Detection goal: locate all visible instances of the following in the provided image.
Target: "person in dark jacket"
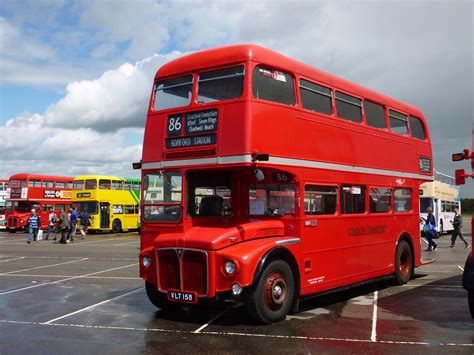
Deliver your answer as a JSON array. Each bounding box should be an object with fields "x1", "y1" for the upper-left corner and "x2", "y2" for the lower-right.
[
  {"x1": 59, "y1": 208, "x2": 70, "y2": 244},
  {"x1": 79, "y1": 209, "x2": 91, "y2": 239},
  {"x1": 449, "y1": 208, "x2": 470, "y2": 249},
  {"x1": 422, "y1": 207, "x2": 438, "y2": 251}
]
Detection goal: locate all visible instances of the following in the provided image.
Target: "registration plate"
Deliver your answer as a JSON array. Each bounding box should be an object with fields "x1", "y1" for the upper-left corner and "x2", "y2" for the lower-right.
[{"x1": 167, "y1": 290, "x2": 198, "y2": 304}]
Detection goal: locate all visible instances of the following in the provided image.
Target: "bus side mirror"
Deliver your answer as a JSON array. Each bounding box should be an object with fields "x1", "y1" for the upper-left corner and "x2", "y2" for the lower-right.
[{"x1": 455, "y1": 169, "x2": 466, "y2": 185}]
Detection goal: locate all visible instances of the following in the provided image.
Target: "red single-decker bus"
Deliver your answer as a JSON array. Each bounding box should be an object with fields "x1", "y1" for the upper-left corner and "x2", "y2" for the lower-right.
[{"x1": 136, "y1": 45, "x2": 433, "y2": 323}]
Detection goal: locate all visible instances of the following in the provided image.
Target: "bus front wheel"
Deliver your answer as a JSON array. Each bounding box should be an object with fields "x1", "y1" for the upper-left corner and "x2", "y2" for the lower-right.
[
  {"x1": 395, "y1": 240, "x2": 413, "y2": 285},
  {"x1": 7, "y1": 229, "x2": 16, "y2": 234},
  {"x1": 145, "y1": 281, "x2": 180, "y2": 312},
  {"x1": 246, "y1": 259, "x2": 295, "y2": 324},
  {"x1": 112, "y1": 219, "x2": 122, "y2": 233}
]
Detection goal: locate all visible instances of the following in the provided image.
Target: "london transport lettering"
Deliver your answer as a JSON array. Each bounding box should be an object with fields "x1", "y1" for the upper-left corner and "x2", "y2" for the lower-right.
[{"x1": 348, "y1": 225, "x2": 387, "y2": 236}]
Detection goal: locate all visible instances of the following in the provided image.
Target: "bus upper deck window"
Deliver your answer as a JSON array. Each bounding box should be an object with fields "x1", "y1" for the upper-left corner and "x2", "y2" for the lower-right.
[
  {"x1": 85, "y1": 179, "x2": 97, "y2": 190},
  {"x1": 365, "y1": 101, "x2": 387, "y2": 129},
  {"x1": 299, "y1": 79, "x2": 332, "y2": 115},
  {"x1": 409, "y1": 116, "x2": 426, "y2": 140},
  {"x1": 73, "y1": 180, "x2": 84, "y2": 190},
  {"x1": 252, "y1": 66, "x2": 295, "y2": 106},
  {"x1": 389, "y1": 110, "x2": 408, "y2": 135},
  {"x1": 335, "y1": 92, "x2": 362, "y2": 123},
  {"x1": 197, "y1": 66, "x2": 245, "y2": 103},
  {"x1": 154, "y1": 75, "x2": 193, "y2": 111}
]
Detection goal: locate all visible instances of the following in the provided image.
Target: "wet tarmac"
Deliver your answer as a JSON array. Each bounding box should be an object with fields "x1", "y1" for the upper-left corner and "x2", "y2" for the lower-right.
[{"x1": 0, "y1": 227, "x2": 473, "y2": 354}]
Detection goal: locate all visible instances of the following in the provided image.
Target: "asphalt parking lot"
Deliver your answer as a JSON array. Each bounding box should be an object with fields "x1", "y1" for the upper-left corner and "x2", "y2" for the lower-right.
[{"x1": 0, "y1": 227, "x2": 473, "y2": 354}]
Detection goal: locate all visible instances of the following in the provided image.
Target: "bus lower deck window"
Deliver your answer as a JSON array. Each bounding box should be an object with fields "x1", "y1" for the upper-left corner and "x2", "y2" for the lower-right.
[
  {"x1": 394, "y1": 188, "x2": 412, "y2": 212},
  {"x1": 304, "y1": 185, "x2": 337, "y2": 215},
  {"x1": 341, "y1": 185, "x2": 366, "y2": 214}
]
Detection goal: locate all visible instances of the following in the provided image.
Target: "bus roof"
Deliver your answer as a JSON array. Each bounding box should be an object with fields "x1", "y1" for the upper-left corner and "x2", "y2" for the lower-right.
[
  {"x1": 8, "y1": 173, "x2": 74, "y2": 181},
  {"x1": 156, "y1": 44, "x2": 424, "y2": 117},
  {"x1": 74, "y1": 175, "x2": 140, "y2": 182}
]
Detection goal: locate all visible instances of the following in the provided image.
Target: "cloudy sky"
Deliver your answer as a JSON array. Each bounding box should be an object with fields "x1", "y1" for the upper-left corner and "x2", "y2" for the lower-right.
[{"x1": 0, "y1": 0, "x2": 472, "y2": 196}]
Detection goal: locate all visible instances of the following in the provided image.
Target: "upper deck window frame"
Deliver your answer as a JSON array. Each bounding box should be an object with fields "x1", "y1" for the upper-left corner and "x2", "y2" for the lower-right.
[
  {"x1": 335, "y1": 90, "x2": 363, "y2": 124},
  {"x1": 251, "y1": 64, "x2": 296, "y2": 107},
  {"x1": 409, "y1": 115, "x2": 427, "y2": 141},
  {"x1": 363, "y1": 100, "x2": 388, "y2": 130},
  {"x1": 196, "y1": 64, "x2": 246, "y2": 104},
  {"x1": 152, "y1": 74, "x2": 194, "y2": 112},
  {"x1": 388, "y1": 109, "x2": 409, "y2": 135},
  {"x1": 298, "y1": 78, "x2": 333, "y2": 116}
]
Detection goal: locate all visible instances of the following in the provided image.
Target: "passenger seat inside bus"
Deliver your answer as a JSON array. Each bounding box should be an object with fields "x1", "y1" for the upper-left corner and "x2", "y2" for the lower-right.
[{"x1": 199, "y1": 196, "x2": 223, "y2": 216}]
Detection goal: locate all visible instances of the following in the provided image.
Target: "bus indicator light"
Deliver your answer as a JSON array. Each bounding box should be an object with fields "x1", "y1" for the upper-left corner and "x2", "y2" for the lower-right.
[{"x1": 455, "y1": 169, "x2": 467, "y2": 185}]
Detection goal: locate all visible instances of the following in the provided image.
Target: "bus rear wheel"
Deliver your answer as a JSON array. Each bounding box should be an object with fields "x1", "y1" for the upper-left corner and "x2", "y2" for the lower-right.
[
  {"x1": 112, "y1": 219, "x2": 122, "y2": 233},
  {"x1": 246, "y1": 259, "x2": 294, "y2": 324},
  {"x1": 395, "y1": 240, "x2": 413, "y2": 285}
]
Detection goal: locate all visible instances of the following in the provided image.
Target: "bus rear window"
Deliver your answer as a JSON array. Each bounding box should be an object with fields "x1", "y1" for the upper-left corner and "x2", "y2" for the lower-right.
[
  {"x1": 154, "y1": 75, "x2": 193, "y2": 111},
  {"x1": 252, "y1": 66, "x2": 295, "y2": 106},
  {"x1": 197, "y1": 65, "x2": 244, "y2": 103}
]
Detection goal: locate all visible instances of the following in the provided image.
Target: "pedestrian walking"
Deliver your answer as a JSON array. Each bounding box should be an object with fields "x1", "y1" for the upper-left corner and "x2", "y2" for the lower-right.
[
  {"x1": 27, "y1": 209, "x2": 41, "y2": 244},
  {"x1": 79, "y1": 208, "x2": 91, "y2": 239},
  {"x1": 69, "y1": 206, "x2": 78, "y2": 242},
  {"x1": 59, "y1": 208, "x2": 70, "y2": 244},
  {"x1": 422, "y1": 207, "x2": 438, "y2": 251},
  {"x1": 449, "y1": 208, "x2": 470, "y2": 249},
  {"x1": 45, "y1": 210, "x2": 57, "y2": 241}
]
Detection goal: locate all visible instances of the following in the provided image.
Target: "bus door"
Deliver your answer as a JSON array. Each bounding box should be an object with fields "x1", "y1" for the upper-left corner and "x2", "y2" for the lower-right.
[
  {"x1": 300, "y1": 184, "x2": 341, "y2": 291},
  {"x1": 100, "y1": 203, "x2": 110, "y2": 229}
]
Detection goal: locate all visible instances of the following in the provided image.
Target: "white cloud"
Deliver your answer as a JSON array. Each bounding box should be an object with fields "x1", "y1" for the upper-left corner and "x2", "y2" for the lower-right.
[
  {"x1": 0, "y1": 113, "x2": 142, "y2": 179},
  {"x1": 44, "y1": 52, "x2": 183, "y2": 131}
]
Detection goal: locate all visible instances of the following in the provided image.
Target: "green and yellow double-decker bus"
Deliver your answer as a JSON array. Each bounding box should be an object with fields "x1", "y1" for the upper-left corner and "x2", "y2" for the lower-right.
[{"x1": 72, "y1": 175, "x2": 140, "y2": 233}]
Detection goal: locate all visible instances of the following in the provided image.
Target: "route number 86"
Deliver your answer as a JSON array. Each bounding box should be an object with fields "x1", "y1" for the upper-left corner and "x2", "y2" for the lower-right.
[{"x1": 167, "y1": 115, "x2": 182, "y2": 136}]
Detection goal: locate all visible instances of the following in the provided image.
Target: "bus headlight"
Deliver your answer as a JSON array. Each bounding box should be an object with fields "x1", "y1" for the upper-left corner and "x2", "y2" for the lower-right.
[
  {"x1": 225, "y1": 261, "x2": 236, "y2": 274},
  {"x1": 142, "y1": 256, "x2": 151, "y2": 268}
]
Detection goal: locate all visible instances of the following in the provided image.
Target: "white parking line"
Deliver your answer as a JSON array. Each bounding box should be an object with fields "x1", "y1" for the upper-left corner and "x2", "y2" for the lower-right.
[
  {"x1": 0, "y1": 255, "x2": 136, "y2": 261},
  {"x1": 112, "y1": 241, "x2": 140, "y2": 246},
  {"x1": 193, "y1": 307, "x2": 233, "y2": 333},
  {"x1": 42, "y1": 287, "x2": 144, "y2": 324},
  {"x1": 0, "y1": 263, "x2": 137, "y2": 295},
  {"x1": 0, "y1": 258, "x2": 88, "y2": 275},
  {"x1": 0, "y1": 274, "x2": 140, "y2": 280},
  {"x1": 0, "y1": 257, "x2": 26, "y2": 263},
  {"x1": 370, "y1": 290, "x2": 378, "y2": 342},
  {"x1": 0, "y1": 319, "x2": 473, "y2": 347},
  {"x1": 71, "y1": 237, "x2": 136, "y2": 246},
  {"x1": 457, "y1": 265, "x2": 464, "y2": 272}
]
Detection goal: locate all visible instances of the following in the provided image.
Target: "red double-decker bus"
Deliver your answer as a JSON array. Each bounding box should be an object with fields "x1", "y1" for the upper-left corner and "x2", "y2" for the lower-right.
[
  {"x1": 136, "y1": 45, "x2": 433, "y2": 323},
  {"x1": 6, "y1": 173, "x2": 74, "y2": 232}
]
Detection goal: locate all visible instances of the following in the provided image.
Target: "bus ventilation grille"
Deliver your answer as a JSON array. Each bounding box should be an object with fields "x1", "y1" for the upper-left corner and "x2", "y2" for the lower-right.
[{"x1": 157, "y1": 248, "x2": 208, "y2": 296}]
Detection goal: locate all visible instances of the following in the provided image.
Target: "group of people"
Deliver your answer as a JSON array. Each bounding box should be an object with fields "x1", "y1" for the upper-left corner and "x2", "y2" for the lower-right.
[
  {"x1": 27, "y1": 207, "x2": 91, "y2": 244},
  {"x1": 422, "y1": 207, "x2": 470, "y2": 251}
]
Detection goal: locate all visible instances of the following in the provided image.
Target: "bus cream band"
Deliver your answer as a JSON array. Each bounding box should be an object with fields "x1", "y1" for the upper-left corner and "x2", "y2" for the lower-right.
[{"x1": 141, "y1": 155, "x2": 433, "y2": 181}]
